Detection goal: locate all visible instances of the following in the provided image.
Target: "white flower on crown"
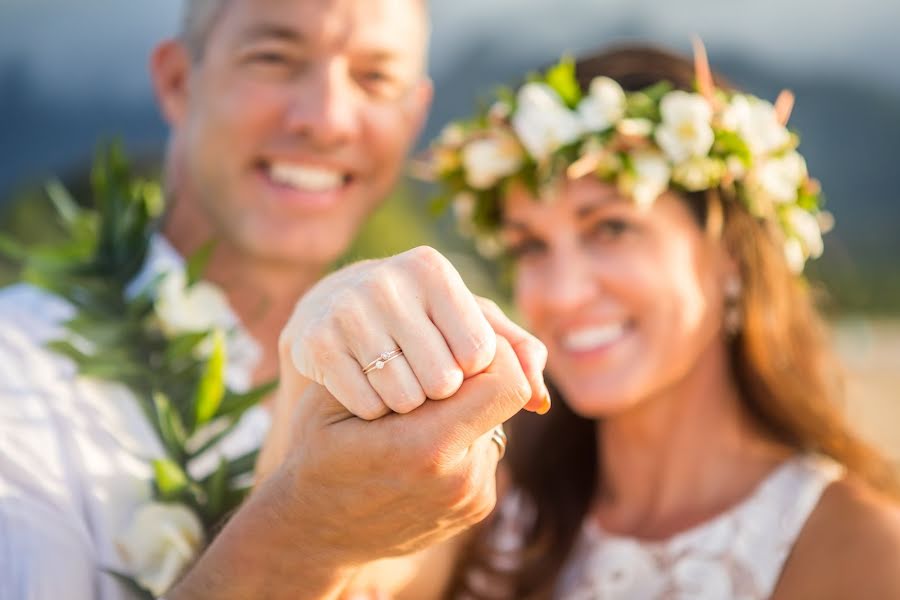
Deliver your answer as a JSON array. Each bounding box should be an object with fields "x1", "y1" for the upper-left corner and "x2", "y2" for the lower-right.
[
  {"x1": 755, "y1": 151, "x2": 808, "y2": 204},
  {"x1": 622, "y1": 150, "x2": 672, "y2": 209},
  {"x1": 154, "y1": 270, "x2": 235, "y2": 338},
  {"x1": 117, "y1": 502, "x2": 205, "y2": 596},
  {"x1": 461, "y1": 131, "x2": 524, "y2": 190},
  {"x1": 452, "y1": 192, "x2": 477, "y2": 237},
  {"x1": 783, "y1": 238, "x2": 806, "y2": 274},
  {"x1": 577, "y1": 76, "x2": 627, "y2": 132},
  {"x1": 786, "y1": 206, "x2": 824, "y2": 259},
  {"x1": 511, "y1": 83, "x2": 583, "y2": 162},
  {"x1": 722, "y1": 94, "x2": 791, "y2": 156},
  {"x1": 672, "y1": 156, "x2": 726, "y2": 192},
  {"x1": 654, "y1": 91, "x2": 715, "y2": 163}
]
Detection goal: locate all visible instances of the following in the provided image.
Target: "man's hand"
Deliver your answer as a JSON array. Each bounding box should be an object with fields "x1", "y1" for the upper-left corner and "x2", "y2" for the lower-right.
[{"x1": 168, "y1": 336, "x2": 532, "y2": 600}]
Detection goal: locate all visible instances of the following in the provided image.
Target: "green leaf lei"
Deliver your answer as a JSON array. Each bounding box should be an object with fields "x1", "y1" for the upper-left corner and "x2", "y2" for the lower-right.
[{"x1": 1, "y1": 145, "x2": 276, "y2": 595}]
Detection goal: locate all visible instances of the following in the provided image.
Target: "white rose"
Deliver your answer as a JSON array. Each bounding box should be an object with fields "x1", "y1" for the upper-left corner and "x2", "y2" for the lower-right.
[
  {"x1": 511, "y1": 83, "x2": 583, "y2": 162},
  {"x1": 786, "y1": 206, "x2": 824, "y2": 259},
  {"x1": 654, "y1": 91, "x2": 715, "y2": 163},
  {"x1": 722, "y1": 94, "x2": 791, "y2": 156},
  {"x1": 461, "y1": 132, "x2": 524, "y2": 190},
  {"x1": 755, "y1": 151, "x2": 808, "y2": 204},
  {"x1": 155, "y1": 270, "x2": 235, "y2": 337},
  {"x1": 621, "y1": 151, "x2": 671, "y2": 209},
  {"x1": 117, "y1": 502, "x2": 205, "y2": 596},
  {"x1": 577, "y1": 76, "x2": 626, "y2": 132}
]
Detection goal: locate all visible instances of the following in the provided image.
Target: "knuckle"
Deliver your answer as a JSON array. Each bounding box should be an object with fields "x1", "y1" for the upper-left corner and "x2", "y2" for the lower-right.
[
  {"x1": 458, "y1": 332, "x2": 497, "y2": 374},
  {"x1": 422, "y1": 367, "x2": 464, "y2": 400}
]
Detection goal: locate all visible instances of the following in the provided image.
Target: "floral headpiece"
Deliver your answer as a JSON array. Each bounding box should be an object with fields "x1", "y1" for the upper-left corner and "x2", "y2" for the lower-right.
[{"x1": 419, "y1": 40, "x2": 830, "y2": 273}]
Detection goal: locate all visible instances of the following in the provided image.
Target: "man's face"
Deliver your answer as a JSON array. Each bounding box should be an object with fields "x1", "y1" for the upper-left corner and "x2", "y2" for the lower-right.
[{"x1": 159, "y1": 0, "x2": 431, "y2": 267}]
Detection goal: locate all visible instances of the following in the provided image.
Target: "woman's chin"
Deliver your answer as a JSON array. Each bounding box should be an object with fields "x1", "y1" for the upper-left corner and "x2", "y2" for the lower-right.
[{"x1": 557, "y1": 380, "x2": 645, "y2": 419}]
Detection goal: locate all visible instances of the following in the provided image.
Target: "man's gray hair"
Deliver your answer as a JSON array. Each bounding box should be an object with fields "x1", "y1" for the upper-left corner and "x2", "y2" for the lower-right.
[{"x1": 180, "y1": 0, "x2": 231, "y2": 60}]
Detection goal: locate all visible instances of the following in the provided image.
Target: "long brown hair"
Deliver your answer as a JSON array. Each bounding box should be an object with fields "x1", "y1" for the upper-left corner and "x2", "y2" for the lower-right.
[{"x1": 447, "y1": 45, "x2": 898, "y2": 599}]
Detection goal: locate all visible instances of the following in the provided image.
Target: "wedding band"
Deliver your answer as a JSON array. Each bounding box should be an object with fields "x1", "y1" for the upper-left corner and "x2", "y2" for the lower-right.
[
  {"x1": 362, "y1": 348, "x2": 403, "y2": 375},
  {"x1": 490, "y1": 425, "x2": 508, "y2": 460}
]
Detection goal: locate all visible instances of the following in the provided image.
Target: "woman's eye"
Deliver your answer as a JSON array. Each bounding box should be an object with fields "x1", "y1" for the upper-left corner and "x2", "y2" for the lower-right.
[{"x1": 587, "y1": 218, "x2": 629, "y2": 241}]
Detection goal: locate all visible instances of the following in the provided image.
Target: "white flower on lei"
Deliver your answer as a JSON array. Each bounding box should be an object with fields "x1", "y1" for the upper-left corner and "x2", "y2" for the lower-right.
[
  {"x1": 621, "y1": 150, "x2": 672, "y2": 209},
  {"x1": 654, "y1": 91, "x2": 715, "y2": 164},
  {"x1": 577, "y1": 76, "x2": 627, "y2": 132},
  {"x1": 722, "y1": 94, "x2": 792, "y2": 156},
  {"x1": 512, "y1": 82, "x2": 583, "y2": 162},
  {"x1": 461, "y1": 131, "x2": 524, "y2": 190},
  {"x1": 755, "y1": 151, "x2": 808, "y2": 204},
  {"x1": 155, "y1": 270, "x2": 235, "y2": 338},
  {"x1": 117, "y1": 502, "x2": 205, "y2": 596}
]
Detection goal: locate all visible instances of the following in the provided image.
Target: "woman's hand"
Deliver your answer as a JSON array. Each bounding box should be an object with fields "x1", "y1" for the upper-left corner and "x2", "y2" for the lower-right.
[{"x1": 283, "y1": 246, "x2": 549, "y2": 418}]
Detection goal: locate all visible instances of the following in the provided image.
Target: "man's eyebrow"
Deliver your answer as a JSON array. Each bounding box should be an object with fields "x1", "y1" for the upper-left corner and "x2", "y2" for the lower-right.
[{"x1": 238, "y1": 23, "x2": 306, "y2": 44}]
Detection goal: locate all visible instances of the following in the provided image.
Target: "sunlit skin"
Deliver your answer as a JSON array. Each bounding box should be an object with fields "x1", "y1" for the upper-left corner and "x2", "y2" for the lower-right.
[
  {"x1": 151, "y1": 0, "x2": 432, "y2": 382},
  {"x1": 503, "y1": 177, "x2": 790, "y2": 537}
]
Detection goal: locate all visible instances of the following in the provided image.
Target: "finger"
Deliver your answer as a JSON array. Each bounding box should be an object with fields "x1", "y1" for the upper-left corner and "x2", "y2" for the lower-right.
[
  {"x1": 391, "y1": 307, "x2": 464, "y2": 400},
  {"x1": 365, "y1": 353, "x2": 427, "y2": 414},
  {"x1": 321, "y1": 352, "x2": 390, "y2": 421},
  {"x1": 475, "y1": 297, "x2": 550, "y2": 414},
  {"x1": 413, "y1": 250, "x2": 496, "y2": 377},
  {"x1": 420, "y1": 336, "x2": 531, "y2": 458}
]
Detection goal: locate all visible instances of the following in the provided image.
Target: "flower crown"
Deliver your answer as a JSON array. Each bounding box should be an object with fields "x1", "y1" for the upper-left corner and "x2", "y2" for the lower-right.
[{"x1": 419, "y1": 40, "x2": 830, "y2": 273}]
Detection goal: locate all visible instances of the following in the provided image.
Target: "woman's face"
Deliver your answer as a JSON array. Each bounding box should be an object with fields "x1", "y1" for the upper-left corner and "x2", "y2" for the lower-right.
[{"x1": 503, "y1": 177, "x2": 733, "y2": 418}]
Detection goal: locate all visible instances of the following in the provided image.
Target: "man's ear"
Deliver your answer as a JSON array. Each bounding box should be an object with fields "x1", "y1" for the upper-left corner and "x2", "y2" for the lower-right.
[
  {"x1": 408, "y1": 77, "x2": 434, "y2": 141},
  {"x1": 150, "y1": 39, "x2": 193, "y2": 127}
]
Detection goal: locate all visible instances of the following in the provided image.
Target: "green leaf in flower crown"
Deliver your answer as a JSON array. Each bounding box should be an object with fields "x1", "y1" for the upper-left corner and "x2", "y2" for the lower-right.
[
  {"x1": 543, "y1": 57, "x2": 582, "y2": 109},
  {"x1": 153, "y1": 458, "x2": 189, "y2": 500},
  {"x1": 154, "y1": 392, "x2": 188, "y2": 463},
  {"x1": 713, "y1": 130, "x2": 752, "y2": 167},
  {"x1": 194, "y1": 330, "x2": 227, "y2": 429},
  {"x1": 186, "y1": 240, "x2": 216, "y2": 288}
]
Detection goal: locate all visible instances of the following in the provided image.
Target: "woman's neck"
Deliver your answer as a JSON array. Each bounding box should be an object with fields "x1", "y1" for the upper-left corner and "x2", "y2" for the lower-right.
[{"x1": 594, "y1": 338, "x2": 790, "y2": 540}]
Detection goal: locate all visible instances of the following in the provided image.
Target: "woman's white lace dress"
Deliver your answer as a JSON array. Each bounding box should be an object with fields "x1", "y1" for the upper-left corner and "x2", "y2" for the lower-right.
[{"x1": 462, "y1": 454, "x2": 843, "y2": 600}]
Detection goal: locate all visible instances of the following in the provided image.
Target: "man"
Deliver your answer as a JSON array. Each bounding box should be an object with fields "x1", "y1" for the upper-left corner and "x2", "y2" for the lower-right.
[{"x1": 0, "y1": 0, "x2": 547, "y2": 598}]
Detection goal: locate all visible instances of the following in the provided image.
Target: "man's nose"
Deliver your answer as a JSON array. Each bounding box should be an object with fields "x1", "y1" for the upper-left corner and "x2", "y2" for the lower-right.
[{"x1": 284, "y1": 60, "x2": 360, "y2": 149}]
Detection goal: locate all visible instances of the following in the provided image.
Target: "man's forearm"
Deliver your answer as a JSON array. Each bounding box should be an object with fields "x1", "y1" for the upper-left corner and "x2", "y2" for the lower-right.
[{"x1": 168, "y1": 474, "x2": 356, "y2": 600}]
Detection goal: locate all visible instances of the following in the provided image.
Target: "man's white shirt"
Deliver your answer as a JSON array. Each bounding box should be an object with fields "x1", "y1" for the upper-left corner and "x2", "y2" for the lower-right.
[{"x1": 0, "y1": 236, "x2": 269, "y2": 599}]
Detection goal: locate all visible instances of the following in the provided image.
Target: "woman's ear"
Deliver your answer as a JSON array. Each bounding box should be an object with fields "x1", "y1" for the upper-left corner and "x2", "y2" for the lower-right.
[{"x1": 150, "y1": 39, "x2": 193, "y2": 127}]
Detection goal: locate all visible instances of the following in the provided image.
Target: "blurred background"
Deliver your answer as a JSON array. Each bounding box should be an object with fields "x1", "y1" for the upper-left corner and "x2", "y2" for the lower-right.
[{"x1": 1, "y1": 0, "x2": 898, "y2": 456}]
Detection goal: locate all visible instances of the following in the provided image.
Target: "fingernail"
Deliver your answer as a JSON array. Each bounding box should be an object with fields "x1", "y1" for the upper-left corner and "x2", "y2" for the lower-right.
[{"x1": 536, "y1": 390, "x2": 552, "y2": 415}]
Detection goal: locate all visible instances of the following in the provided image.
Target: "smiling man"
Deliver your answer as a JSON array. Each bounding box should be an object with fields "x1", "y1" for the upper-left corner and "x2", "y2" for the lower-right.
[
  {"x1": 0, "y1": 1, "x2": 549, "y2": 598},
  {"x1": 156, "y1": 0, "x2": 433, "y2": 382}
]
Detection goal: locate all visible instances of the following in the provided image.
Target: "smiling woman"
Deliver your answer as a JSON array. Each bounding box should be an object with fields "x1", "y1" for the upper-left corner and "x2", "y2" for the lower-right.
[{"x1": 386, "y1": 43, "x2": 900, "y2": 600}]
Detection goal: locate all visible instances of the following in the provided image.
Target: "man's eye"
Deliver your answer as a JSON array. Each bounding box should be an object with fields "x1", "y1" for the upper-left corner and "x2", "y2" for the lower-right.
[
  {"x1": 506, "y1": 239, "x2": 546, "y2": 260},
  {"x1": 249, "y1": 51, "x2": 290, "y2": 65}
]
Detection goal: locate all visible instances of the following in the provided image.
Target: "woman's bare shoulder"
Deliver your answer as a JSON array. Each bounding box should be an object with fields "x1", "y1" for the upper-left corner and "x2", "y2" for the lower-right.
[{"x1": 774, "y1": 475, "x2": 900, "y2": 599}]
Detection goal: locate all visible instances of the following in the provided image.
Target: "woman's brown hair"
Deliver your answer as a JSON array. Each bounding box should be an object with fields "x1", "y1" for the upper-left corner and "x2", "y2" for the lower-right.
[{"x1": 447, "y1": 45, "x2": 899, "y2": 599}]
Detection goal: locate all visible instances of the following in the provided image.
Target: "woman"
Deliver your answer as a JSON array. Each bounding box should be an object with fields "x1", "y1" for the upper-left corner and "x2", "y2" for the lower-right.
[{"x1": 344, "y1": 44, "x2": 900, "y2": 599}]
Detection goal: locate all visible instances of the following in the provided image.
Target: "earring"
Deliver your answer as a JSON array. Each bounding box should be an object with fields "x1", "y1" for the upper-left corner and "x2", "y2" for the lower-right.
[{"x1": 723, "y1": 276, "x2": 743, "y2": 337}]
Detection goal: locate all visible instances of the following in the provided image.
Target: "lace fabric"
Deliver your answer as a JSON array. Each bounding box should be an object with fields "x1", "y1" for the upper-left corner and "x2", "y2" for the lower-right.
[{"x1": 460, "y1": 454, "x2": 844, "y2": 600}]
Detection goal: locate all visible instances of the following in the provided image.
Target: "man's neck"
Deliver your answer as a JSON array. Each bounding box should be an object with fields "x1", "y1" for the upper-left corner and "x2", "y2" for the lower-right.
[{"x1": 162, "y1": 202, "x2": 324, "y2": 388}]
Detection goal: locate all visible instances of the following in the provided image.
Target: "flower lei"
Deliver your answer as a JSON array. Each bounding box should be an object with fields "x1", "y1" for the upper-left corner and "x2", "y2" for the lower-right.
[
  {"x1": 421, "y1": 41, "x2": 830, "y2": 273},
  {"x1": 0, "y1": 146, "x2": 275, "y2": 598}
]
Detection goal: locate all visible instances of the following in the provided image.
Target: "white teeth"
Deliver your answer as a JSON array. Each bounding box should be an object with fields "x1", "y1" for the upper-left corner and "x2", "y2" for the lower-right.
[
  {"x1": 268, "y1": 163, "x2": 344, "y2": 192},
  {"x1": 562, "y1": 323, "x2": 626, "y2": 352}
]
